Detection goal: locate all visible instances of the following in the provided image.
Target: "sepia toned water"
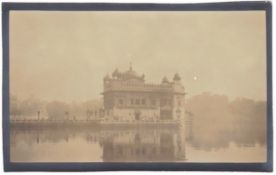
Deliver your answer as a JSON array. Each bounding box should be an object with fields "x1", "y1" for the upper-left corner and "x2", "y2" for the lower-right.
[{"x1": 10, "y1": 121, "x2": 266, "y2": 163}]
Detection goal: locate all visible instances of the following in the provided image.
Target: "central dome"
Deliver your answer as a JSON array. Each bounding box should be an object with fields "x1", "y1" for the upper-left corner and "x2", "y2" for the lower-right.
[{"x1": 111, "y1": 66, "x2": 145, "y2": 81}]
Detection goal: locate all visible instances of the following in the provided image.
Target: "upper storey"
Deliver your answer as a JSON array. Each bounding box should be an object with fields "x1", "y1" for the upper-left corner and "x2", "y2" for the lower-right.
[{"x1": 103, "y1": 66, "x2": 185, "y2": 95}]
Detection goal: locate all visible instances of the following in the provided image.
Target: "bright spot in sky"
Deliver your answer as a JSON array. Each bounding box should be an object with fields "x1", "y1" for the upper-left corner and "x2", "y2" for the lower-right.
[{"x1": 193, "y1": 76, "x2": 198, "y2": 81}]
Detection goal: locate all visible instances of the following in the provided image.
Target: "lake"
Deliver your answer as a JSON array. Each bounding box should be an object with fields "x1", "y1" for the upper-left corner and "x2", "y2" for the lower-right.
[{"x1": 10, "y1": 122, "x2": 266, "y2": 162}]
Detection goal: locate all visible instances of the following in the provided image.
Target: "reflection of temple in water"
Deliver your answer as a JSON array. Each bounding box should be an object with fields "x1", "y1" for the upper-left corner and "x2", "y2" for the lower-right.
[
  {"x1": 10, "y1": 127, "x2": 186, "y2": 162},
  {"x1": 10, "y1": 121, "x2": 266, "y2": 162},
  {"x1": 90, "y1": 66, "x2": 186, "y2": 124},
  {"x1": 101, "y1": 129, "x2": 186, "y2": 162}
]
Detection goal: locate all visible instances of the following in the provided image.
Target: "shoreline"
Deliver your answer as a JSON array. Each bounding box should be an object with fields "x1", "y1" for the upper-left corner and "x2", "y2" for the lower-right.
[{"x1": 10, "y1": 119, "x2": 183, "y2": 129}]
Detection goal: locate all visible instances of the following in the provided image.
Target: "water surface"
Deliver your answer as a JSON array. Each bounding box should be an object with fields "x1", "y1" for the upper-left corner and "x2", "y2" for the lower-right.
[{"x1": 10, "y1": 123, "x2": 266, "y2": 162}]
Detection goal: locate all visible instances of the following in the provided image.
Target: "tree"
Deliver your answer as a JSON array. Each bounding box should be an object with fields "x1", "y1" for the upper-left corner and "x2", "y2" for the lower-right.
[{"x1": 46, "y1": 101, "x2": 69, "y2": 120}]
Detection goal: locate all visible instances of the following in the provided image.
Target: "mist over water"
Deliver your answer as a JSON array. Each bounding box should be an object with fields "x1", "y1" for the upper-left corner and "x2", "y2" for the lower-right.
[
  {"x1": 10, "y1": 123, "x2": 266, "y2": 162},
  {"x1": 10, "y1": 92, "x2": 267, "y2": 162}
]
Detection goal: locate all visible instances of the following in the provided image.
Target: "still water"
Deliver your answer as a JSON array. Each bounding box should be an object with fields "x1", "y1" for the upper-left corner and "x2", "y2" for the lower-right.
[{"x1": 10, "y1": 123, "x2": 266, "y2": 162}]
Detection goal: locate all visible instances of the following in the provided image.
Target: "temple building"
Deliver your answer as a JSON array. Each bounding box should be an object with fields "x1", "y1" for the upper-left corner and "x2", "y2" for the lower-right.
[{"x1": 101, "y1": 66, "x2": 186, "y2": 124}]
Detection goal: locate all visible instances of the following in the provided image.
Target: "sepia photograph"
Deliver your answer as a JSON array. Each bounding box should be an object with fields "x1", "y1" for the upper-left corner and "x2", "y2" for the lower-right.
[{"x1": 2, "y1": 1, "x2": 272, "y2": 172}]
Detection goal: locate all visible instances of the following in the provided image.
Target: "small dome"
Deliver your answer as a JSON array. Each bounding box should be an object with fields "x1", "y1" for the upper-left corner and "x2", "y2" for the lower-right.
[
  {"x1": 173, "y1": 73, "x2": 181, "y2": 81},
  {"x1": 125, "y1": 69, "x2": 137, "y2": 77},
  {"x1": 104, "y1": 74, "x2": 110, "y2": 81},
  {"x1": 162, "y1": 76, "x2": 169, "y2": 83},
  {"x1": 112, "y1": 68, "x2": 119, "y2": 78}
]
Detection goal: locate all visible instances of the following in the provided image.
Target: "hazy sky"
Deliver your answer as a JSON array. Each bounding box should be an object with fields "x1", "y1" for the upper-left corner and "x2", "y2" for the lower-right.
[{"x1": 10, "y1": 11, "x2": 266, "y2": 101}]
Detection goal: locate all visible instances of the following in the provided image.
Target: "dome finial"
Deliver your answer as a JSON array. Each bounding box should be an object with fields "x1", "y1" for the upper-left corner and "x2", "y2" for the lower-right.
[{"x1": 129, "y1": 62, "x2": 132, "y2": 71}]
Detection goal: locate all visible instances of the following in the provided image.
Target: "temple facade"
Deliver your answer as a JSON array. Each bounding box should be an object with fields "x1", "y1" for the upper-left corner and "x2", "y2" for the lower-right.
[{"x1": 101, "y1": 66, "x2": 186, "y2": 124}]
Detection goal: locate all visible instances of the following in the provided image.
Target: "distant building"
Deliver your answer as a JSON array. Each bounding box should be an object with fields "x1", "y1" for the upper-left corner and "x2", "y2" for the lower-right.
[{"x1": 101, "y1": 66, "x2": 186, "y2": 123}]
